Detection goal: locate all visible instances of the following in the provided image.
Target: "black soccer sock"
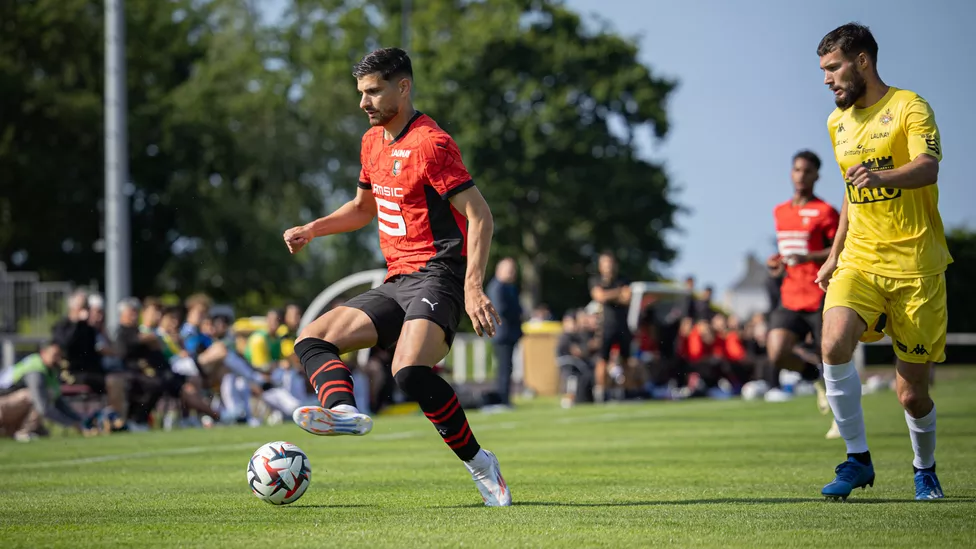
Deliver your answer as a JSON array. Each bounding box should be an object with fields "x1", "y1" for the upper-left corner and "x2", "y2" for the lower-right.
[
  {"x1": 848, "y1": 451, "x2": 872, "y2": 466},
  {"x1": 295, "y1": 338, "x2": 356, "y2": 409},
  {"x1": 395, "y1": 365, "x2": 481, "y2": 462}
]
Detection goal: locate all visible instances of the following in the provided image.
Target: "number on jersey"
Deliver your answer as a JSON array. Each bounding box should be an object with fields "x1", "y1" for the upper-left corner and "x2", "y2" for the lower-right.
[{"x1": 375, "y1": 197, "x2": 406, "y2": 237}]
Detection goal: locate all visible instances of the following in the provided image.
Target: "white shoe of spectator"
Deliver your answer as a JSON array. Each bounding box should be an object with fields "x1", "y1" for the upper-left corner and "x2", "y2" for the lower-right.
[
  {"x1": 764, "y1": 388, "x2": 794, "y2": 403},
  {"x1": 13, "y1": 431, "x2": 36, "y2": 443},
  {"x1": 247, "y1": 417, "x2": 262, "y2": 428},
  {"x1": 267, "y1": 411, "x2": 283, "y2": 426},
  {"x1": 741, "y1": 380, "x2": 770, "y2": 401},
  {"x1": 793, "y1": 381, "x2": 817, "y2": 396}
]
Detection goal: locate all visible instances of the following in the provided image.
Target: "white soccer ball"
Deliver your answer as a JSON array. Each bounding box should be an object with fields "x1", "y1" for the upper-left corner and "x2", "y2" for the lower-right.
[{"x1": 247, "y1": 441, "x2": 311, "y2": 505}]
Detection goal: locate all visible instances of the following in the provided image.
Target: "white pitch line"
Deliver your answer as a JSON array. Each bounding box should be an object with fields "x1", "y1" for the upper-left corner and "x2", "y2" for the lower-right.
[
  {"x1": 21, "y1": 431, "x2": 426, "y2": 470},
  {"x1": 23, "y1": 441, "x2": 263, "y2": 470}
]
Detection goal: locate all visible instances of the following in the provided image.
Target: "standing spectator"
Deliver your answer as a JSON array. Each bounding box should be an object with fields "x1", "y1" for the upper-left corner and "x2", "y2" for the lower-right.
[
  {"x1": 589, "y1": 251, "x2": 632, "y2": 401},
  {"x1": 486, "y1": 257, "x2": 523, "y2": 408},
  {"x1": 691, "y1": 286, "x2": 716, "y2": 322},
  {"x1": 0, "y1": 341, "x2": 95, "y2": 440}
]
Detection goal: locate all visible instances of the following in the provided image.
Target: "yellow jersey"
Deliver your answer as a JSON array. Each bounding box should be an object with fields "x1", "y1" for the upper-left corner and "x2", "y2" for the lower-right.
[{"x1": 828, "y1": 87, "x2": 952, "y2": 278}]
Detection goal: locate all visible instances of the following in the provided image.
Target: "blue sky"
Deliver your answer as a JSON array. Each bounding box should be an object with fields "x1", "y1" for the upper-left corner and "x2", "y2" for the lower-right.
[
  {"x1": 263, "y1": 0, "x2": 975, "y2": 295},
  {"x1": 564, "y1": 0, "x2": 975, "y2": 294}
]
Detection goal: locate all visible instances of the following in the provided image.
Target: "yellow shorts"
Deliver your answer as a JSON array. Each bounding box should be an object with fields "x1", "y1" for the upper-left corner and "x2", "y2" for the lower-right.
[{"x1": 823, "y1": 267, "x2": 947, "y2": 364}]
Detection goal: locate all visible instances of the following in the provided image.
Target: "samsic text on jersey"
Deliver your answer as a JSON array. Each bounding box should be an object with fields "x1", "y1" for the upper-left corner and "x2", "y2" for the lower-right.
[
  {"x1": 358, "y1": 112, "x2": 474, "y2": 281},
  {"x1": 774, "y1": 197, "x2": 839, "y2": 312},
  {"x1": 828, "y1": 87, "x2": 952, "y2": 278}
]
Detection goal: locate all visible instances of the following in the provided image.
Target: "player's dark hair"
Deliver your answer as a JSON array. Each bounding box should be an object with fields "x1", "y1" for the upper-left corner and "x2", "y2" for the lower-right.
[
  {"x1": 161, "y1": 305, "x2": 182, "y2": 319},
  {"x1": 793, "y1": 150, "x2": 821, "y2": 171},
  {"x1": 353, "y1": 47, "x2": 413, "y2": 81},
  {"x1": 817, "y1": 22, "x2": 878, "y2": 65}
]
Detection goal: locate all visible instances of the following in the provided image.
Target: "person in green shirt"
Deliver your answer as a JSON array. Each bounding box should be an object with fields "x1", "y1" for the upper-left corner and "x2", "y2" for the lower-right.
[{"x1": 0, "y1": 341, "x2": 97, "y2": 441}]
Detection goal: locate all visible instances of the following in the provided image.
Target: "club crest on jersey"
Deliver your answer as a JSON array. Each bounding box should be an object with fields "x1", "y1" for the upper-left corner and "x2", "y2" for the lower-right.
[
  {"x1": 879, "y1": 109, "x2": 893, "y2": 125},
  {"x1": 392, "y1": 159, "x2": 402, "y2": 176}
]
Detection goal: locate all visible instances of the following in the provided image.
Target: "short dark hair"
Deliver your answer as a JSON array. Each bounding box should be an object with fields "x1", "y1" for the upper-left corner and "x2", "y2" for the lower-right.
[
  {"x1": 817, "y1": 22, "x2": 878, "y2": 65},
  {"x1": 792, "y1": 150, "x2": 821, "y2": 171},
  {"x1": 353, "y1": 48, "x2": 413, "y2": 81},
  {"x1": 161, "y1": 306, "x2": 182, "y2": 319}
]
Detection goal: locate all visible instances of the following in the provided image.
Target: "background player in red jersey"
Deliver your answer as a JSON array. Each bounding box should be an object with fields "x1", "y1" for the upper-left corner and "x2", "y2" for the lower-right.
[
  {"x1": 281, "y1": 48, "x2": 510, "y2": 507},
  {"x1": 767, "y1": 152, "x2": 840, "y2": 418}
]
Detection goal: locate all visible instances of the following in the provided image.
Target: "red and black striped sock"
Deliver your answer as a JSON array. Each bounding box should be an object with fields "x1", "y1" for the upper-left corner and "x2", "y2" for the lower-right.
[
  {"x1": 294, "y1": 338, "x2": 355, "y2": 409},
  {"x1": 395, "y1": 365, "x2": 481, "y2": 461}
]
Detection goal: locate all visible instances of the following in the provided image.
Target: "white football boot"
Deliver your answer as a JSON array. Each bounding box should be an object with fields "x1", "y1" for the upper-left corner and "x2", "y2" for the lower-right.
[
  {"x1": 465, "y1": 449, "x2": 512, "y2": 507},
  {"x1": 292, "y1": 404, "x2": 373, "y2": 436}
]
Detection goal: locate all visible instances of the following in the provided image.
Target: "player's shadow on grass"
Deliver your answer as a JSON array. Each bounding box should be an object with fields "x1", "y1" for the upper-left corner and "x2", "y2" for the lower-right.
[{"x1": 440, "y1": 496, "x2": 976, "y2": 508}]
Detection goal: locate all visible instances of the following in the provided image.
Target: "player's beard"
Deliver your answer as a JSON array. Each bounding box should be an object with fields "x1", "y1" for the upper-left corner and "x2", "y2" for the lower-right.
[
  {"x1": 835, "y1": 70, "x2": 866, "y2": 110},
  {"x1": 366, "y1": 104, "x2": 399, "y2": 127}
]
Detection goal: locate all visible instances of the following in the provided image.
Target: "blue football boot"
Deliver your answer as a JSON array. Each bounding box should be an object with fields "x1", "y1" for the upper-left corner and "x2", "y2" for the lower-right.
[
  {"x1": 822, "y1": 457, "x2": 875, "y2": 500},
  {"x1": 914, "y1": 466, "x2": 945, "y2": 500}
]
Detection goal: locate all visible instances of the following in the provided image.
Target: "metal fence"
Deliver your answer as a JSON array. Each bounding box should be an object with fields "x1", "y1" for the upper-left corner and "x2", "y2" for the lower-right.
[{"x1": 0, "y1": 263, "x2": 73, "y2": 336}]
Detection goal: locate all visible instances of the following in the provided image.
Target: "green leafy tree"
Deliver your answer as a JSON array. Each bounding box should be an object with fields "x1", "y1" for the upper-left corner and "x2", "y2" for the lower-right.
[
  {"x1": 946, "y1": 228, "x2": 976, "y2": 333},
  {"x1": 390, "y1": 0, "x2": 679, "y2": 313}
]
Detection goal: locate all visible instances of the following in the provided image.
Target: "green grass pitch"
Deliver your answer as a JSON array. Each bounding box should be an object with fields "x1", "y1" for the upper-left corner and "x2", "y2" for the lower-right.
[{"x1": 1, "y1": 368, "x2": 974, "y2": 548}]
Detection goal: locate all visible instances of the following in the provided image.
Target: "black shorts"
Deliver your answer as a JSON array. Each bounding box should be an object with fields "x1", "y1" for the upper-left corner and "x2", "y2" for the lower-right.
[
  {"x1": 599, "y1": 326, "x2": 633, "y2": 361},
  {"x1": 344, "y1": 270, "x2": 464, "y2": 351},
  {"x1": 769, "y1": 306, "x2": 823, "y2": 350}
]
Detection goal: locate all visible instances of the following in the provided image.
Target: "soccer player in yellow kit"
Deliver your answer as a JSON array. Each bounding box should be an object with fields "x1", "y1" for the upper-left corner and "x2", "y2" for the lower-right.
[{"x1": 815, "y1": 22, "x2": 950, "y2": 501}]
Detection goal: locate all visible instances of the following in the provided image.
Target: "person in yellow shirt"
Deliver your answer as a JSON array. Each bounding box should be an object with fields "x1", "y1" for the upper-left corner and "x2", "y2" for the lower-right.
[
  {"x1": 815, "y1": 22, "x2": 948, "y2": 501},
  {"x1": 245, "y1": 309, "x2": 285, "y2": 372}
]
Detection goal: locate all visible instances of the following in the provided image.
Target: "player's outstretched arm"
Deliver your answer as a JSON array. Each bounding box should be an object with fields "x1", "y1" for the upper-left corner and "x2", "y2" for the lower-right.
[
  {"x1": 449, "y1": 186, "x2": 501, "y2": 337},
  {"x1": 283, "y1": 187, "x2": 377, "y2": 254}
]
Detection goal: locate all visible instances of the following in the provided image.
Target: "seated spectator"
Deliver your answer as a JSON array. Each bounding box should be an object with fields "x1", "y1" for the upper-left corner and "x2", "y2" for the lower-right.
[
  {"x1": 0, "y1": 341, "x2": 96, "y2": 441},
  {"x1": 51, "y1": 290, "x2": 102, "y2": 392},
  {"x1": 557, "y1": 311, "x2": 595, "y2": 408},
  {"x1": 113, "y1": 298, "x2": 176, "y2": 431},
  {"x1": 712, "y1": 314, "x2": 748, "y2": 388},
  {"x1": 211, "y1": 310, "x2": 300, "y2": 425},
  {"x1": 87, "y1": 293, "x2": 129, "y2": 426},
  {"x1": 157, "y1": 307, "x2": 222, "y2": 427},
  {"x1": 684, "y1": 319, "x2": 725, "y2": 396}
]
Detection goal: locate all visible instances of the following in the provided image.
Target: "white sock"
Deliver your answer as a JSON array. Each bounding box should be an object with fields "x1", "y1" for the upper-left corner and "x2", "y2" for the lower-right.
[
  {"x1": 262, "y1": 388, "x2": 301, "y2": 416},
  {"x1": 823, "y1": 361, "x2": 868, "y2": 454},
  {"x1": 464, "y1": 448, "x2": 491, "y2": 469},
  {"x1": 332, "y1": 404, "x2": 361, "y2": 414},
  {"x1": 905, "y1": 405, "x2": 936, "y2": 470}
]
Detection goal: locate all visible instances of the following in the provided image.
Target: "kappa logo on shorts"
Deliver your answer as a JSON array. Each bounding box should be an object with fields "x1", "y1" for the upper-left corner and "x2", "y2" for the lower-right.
[
  {"x1": 421, "y1": 298, "x2": 438, "y2": 311},
  {"x1": 910, "y1": 344, "x2": 929, "y2": 356}
]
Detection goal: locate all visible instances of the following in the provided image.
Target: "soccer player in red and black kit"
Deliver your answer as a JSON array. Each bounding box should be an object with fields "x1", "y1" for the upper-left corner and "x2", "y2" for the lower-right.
[
  {"x1": 282, "y1": 48, "x2": 510, "y2": 507},
  {"x1": 767, "y1": 151, "x2": 840, "y2": 423}
]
